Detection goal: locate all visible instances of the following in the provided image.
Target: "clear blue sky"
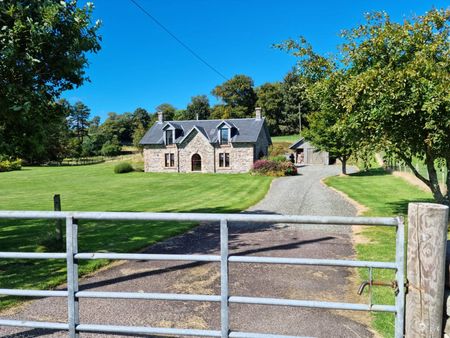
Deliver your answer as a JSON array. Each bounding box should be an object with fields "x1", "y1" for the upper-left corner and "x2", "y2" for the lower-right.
[{"x1": 63, "y1": 0, "x2": 448, "y2": 120}]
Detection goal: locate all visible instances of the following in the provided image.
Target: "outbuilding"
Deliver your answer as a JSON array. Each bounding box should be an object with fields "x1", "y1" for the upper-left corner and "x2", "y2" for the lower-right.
[{"x1": 289, "y1": 138, "x2": 330, "y2": 165}]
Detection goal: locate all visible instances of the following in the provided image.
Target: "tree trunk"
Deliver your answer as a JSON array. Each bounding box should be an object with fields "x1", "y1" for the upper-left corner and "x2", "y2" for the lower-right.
[
  {"x1": 341, "y1": 156, "x2": 347, "y2": 175},
  {"x1": 425, "y1": 153, "x2": 446, "y2": 204},
  {"x1": 445, "y1": 157, "x2": 450, "y2": 206}
]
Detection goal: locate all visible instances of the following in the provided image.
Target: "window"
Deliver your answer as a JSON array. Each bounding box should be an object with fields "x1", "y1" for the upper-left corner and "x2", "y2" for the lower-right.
[
  {"x1": 219, "y1": 127, "x2": 229, "y2": 144},
  {"x1": 219, "y1": 153, "x2": 230, "y2": 167},
  {"x1": 165, "y1": 153, "x2": 175, "y2": 167},
  {"x1": 165, "y1": 129, "x2": 174, "y2": 145}
]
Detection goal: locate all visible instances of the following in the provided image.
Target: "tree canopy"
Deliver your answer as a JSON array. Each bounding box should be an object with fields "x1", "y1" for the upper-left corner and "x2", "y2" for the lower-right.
[
  {"x1": 279, "y1": 8, "x2": 450, "y2": 204},
  {"x1": 211, "y1": 74, "x2": 257, "y2": 118},
  {"x1": 0, "y1": 0, "x2": 101, "y2": 162}
]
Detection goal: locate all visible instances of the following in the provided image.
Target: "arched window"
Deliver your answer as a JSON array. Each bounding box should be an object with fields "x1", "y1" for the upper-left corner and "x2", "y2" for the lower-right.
[{"x1": 191, "y1": 154, "x2": 202, "y2": 171}]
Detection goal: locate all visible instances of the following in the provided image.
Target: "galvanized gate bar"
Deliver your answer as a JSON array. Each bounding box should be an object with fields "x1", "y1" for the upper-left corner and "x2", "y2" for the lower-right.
[
  {"x1": 76, "y1": 323, "x2": 222, "y2": 336},
  {"x1": 220, "y1": 219, "x2": 230, "y2": 338},
  {"x1": 229, "y1": 296, "x2": 396, "y2": 312},
  {"x1": 229, "y1": 332, "x2": 314, "y2": 338},
  {"x1": 0, "y1": 252, "x2": 66, "y2": 259},
  {"x1": 0, "y1": 210, "x2": 405, "y2": 338},
  {"x1": 0, "y1": 210, "x2": 398, "y2": 226},
  {"x1": 0, "y1": 319, "x2": 69, "y2": 330},
  {"x1": 0, "y1": 289, "x2": 68, "y2": 297},
  {"x1": 394, "y1": 217, "x2": 405, "y2": 338},
  {"x1": 76, "y1": 291, "x2": 220, "y2": 302},
  {"x1": 66, "y1": 217, "x2": 79, "y2": 338},
  {"x1": 229, "y1": 256, "x2": 397, "y2": 269},
  {"x1": 75, "y1": 252, "x2": 220, "y2": 261}
]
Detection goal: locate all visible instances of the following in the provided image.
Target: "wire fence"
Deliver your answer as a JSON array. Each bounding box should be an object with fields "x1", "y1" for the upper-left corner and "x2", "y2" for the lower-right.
[{"x1": 384, "y1": 158, "x2": 447, "y2": 184}]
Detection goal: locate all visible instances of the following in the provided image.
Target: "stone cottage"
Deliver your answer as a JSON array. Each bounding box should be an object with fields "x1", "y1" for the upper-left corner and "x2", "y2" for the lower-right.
[{"x1": 140, "y1": 108, "x2": 271, "y2": 173}]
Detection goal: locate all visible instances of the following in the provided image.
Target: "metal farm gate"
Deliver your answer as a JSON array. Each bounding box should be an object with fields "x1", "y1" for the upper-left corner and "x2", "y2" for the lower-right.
[{"x1": 0, "y1": 211, "x2": 405, "y2": 338}]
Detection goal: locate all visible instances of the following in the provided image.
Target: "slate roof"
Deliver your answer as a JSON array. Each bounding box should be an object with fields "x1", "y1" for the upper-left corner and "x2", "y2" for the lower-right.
[
  {"x1": 289, "y1": 137, "x2": 315, "y2": 150},
  {"x1": 140, "y1": 118, "x2": 271, "y2": 145}
]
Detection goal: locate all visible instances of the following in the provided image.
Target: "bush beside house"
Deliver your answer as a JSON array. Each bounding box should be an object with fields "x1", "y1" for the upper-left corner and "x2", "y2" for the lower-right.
[{"x1": 251, "y1": 159, "x2": 297, "y2": 176}]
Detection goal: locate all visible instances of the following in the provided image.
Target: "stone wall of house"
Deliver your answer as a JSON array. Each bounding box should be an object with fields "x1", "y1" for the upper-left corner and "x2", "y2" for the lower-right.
[
  {"x1": 143, "y1": 127, "x2": 269, "y2": 173},
  {"x1": 178, "y1": 130, "x2": 215, "y2": 173},
  {"x1": 215, "y1": 143, "x2": 254, "y2": 173},
  {"x1": 143, "y1": 145, "x2": 178, "y2": 172},
  {"x1": 254, "y1": 127, "x2": 270, "y2": 160}
]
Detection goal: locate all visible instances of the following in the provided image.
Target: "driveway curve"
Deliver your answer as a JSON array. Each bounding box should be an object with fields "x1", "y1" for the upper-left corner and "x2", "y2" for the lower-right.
[{"x1": 1, "y1": 165, "x2": 377, "y2": 338}]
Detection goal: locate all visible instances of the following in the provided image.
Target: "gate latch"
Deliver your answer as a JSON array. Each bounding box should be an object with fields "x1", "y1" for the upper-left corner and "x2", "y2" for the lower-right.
[{"x1": 357, "y1": 280, "x2": 399, "y2": 296}]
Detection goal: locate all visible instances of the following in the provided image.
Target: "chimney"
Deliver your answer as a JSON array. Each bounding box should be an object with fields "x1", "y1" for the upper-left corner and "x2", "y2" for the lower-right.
[
  {"x1": 255, "y1": 107, "x2": 262, "y2": 120},
  {"x1": 196, "y1": 113, "x2": 199, "y2": 120},
  {"x1": 157, "y1": 111, "x2": 164, "y2": 123}
]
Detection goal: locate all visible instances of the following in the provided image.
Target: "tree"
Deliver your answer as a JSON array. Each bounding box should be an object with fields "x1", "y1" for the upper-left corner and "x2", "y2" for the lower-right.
[
  {"x1": 278, "y1": 9, "x2": 450, "y2": 204},
  {"x1": 132, "y1": 108, "x2": 151, "y2": 129},
  {"x1": 256, "y1": 83, "x2": 283, "y2": 135},
  {"x1": 280, "y1": 70, "x2": 309, "y2": 135},
  {"x1": 0, "y1": 0, "x2": 101, "y2": 162},
  {"x1": 210, "y1": 105, "x2": 232, "y2": 119},
  {"x1": 132, "y1": 122, "x2": 147, "y2": 149},
  {"x1": 277, "y1": 39, "x2": 353, "y2": 174},
  {"x1": 68, "y1": 101, "x2": 90, "y2": 157},
  {"x1": 211, "y1": 75, "x2": 257, "y2": 118},
  {"x1": 302, "y1": 72, "x2": 354, "y2": 174},
  {"x1": 185, "y1": 95, "x2": 211, "y2": 120},
  {"x1": 155, "y1": 103, "x2": 176, "y2": 121},
  {"x1": 100, "y1": 112, "x2": 134, "y2": 145},
  {"x1": 339, "y1": 9, "x2": 450, "y2": 204}
]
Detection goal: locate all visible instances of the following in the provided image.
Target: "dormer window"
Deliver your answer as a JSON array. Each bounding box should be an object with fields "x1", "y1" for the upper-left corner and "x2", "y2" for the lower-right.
[
  {"x1": 219, "y1": 127, "x2": 229, "y2": 144},
  {"x1": 165, "y1": 129, "x2": 174, "y2": 145}
]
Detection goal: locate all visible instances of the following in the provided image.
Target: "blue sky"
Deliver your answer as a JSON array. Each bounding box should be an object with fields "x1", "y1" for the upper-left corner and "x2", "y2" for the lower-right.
[{"x1": 63, "y1": 0, "x2": 448, "y2": 120}]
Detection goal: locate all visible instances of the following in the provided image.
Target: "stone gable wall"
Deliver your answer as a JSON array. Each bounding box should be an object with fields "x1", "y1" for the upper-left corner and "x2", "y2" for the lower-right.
[{"x1": 178, "y1": 131, "x2": 215, "y2": 173}]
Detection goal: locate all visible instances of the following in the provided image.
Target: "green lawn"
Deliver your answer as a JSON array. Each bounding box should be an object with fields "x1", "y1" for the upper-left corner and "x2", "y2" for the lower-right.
[
  {"x1": 0, "y1": 163, "x2": 272, "y2": 309},
  {"x1": 271, "y1": 134, "x2": 301, "y2": 143},
  {"x1": 325, "y1": 168, "x2": 432, "y2": 337}
]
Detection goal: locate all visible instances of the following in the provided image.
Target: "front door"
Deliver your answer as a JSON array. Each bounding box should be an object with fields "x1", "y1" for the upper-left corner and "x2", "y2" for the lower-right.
[{"x1": 191, "y1": 154, "x2": 201, "y2": 172}]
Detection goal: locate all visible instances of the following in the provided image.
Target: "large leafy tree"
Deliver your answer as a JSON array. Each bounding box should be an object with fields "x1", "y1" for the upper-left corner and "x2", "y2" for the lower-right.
[
  {"x1": 279, "y1": 9, "x2": 450, "y2": 204},
  {"x1": 279, "y1": 70, "x2": 309, "y2": 135},
  {"x1": 302, "y1": 72, "x2": 354, "y2": 174},
  {"x1": 185, "y1": 95, "x2": 211, "y2": 120},
  {"x1": 277, "y1": 39, "x2": 354, "y2": 174},
  {"x1": 0, "y1": 0, "x2": 101, "y2": 162},
  {"x1": 339, "y1": 9, "x2": 450, "y2": 204},
  {"x1": 155, "y1": 103, "x2": 176, "y2": 121},
  {"x1": 211, "y1": 74, "x2": 257, "y2": 118},
  {"x1": 256, "y1": 82, "x2": 284, "y2": 135}
]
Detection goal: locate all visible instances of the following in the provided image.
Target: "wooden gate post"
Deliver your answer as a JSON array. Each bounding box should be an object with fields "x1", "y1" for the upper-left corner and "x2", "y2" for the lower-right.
[
  {"x1": 406, "y1": 203, "x2": 449, "y2": 337},
  {"x1": 54, "y1": 194, "x2": 63, "y2": 247}
]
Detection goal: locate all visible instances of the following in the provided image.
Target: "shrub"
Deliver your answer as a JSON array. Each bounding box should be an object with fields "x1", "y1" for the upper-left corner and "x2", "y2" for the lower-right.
[
  {"x1": 114, "y1": 162, "x2": 133, "y2": 174},
  {"x1": 279, "y1": 161, "x2": 297, "y2": 176},
  {"x1": 0, "y1": 157, "x2": 22, "y2": 172},
  {"x1": 251, "y1": 159, "x2": 297, "y2": 177},
  {"x1": 270, "y1": 155, "x2": 287, "y2": 162}
]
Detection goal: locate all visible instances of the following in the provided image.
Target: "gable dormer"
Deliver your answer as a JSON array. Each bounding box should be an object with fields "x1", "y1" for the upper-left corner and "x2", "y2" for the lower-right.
[
  {"x1": 216, "y1": 121, "x2": 233, "y2": 145},
  {"x1": 162, "y1": 123, "x2": 177, "y2": 145}
]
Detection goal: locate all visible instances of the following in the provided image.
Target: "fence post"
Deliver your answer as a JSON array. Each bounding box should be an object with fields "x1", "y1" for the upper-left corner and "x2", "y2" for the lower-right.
[
  {"x1": 406, "y1": 203, "x2": 449, "y2": 337},
  {"x1": 54, "y1": 194, "x2": 63, "y2": 247},
  {"x1": 66, "y1": 217, "x2": 80, "y2": 338},
  {"x1": 220, "y1": 219, "x2": 229, "y2": 338}
]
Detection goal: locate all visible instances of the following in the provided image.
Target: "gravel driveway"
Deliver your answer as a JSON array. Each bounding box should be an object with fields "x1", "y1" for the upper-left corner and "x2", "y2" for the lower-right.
[{"x1": 1, "y1": 165, "x2": 376, "y2": 338}]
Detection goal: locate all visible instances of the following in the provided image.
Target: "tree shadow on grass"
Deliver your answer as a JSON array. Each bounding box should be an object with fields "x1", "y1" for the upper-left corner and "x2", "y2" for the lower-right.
[
  {"x1": 386, "y1": 198, "x2": 435, "y2": 215},
  {"x1": 348, "y1": 168, "x2": 390, "y2": 177}
]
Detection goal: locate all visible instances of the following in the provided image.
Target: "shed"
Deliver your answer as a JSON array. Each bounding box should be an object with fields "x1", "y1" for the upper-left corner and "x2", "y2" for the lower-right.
[{"x1": 289, "y1": 138, "x2": 329, "y2": 165}]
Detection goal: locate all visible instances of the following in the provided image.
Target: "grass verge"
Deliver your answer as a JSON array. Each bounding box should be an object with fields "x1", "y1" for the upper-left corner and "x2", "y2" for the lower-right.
[
  {"x1": 325, "y1": 167, "x2": 432, "y2": 337},
  {"x1": 0, "y1": 162, "x2": 272, "y2": 310}
]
